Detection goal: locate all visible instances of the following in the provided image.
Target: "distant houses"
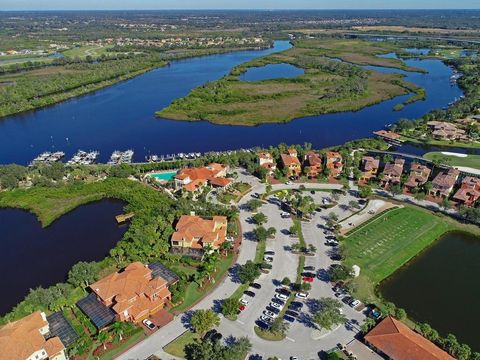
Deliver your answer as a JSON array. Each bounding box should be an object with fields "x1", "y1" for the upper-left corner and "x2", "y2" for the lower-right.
[
  {"x1": 257, "y1": 152, "x2": 277, "y2": 177},
  {"x1": 89, "y1": 262, "x2": 174, "y2": 323},
  {"x1": 365, "y1": 316, "x2": 455, "y2": 360},
  {"x1": 429, "y1": 168, "x2": 460, "y2": 199},
  {"x1": 174, "y1": 163, "x2": 232, "y2": 195},
  {"x1": 0, "y1": 311, "x2": 67, "y2": 360},
  {"x1": 281, "y1": 148, "x2": 302, "y2": 178},
  {"x1": 452, "y1": 176, "x2": 480, "y2": 206},
  {"x1": 381, "y1": 158, "x2": 405, "y2": 188},
  {"x1": 171, "y1": 214, "x2": 228, "y2": 251},
  {"x1": 326, "y1": 151, "x2": 343, "y2": 178},
  {"x1": 303, "y1": 151, "x2": 322, "y2": 179},
  {"x1": 405, "y1": 163, "x2": 431, "y2": 192},
  {"x1": 427, "y1": 121, "x2": 470, "y2": 142},
  {"x1": 359, "y1": 156, "x2": 380, "y2": 183}
]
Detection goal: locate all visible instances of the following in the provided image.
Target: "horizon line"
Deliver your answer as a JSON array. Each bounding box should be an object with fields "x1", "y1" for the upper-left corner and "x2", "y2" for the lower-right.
[{"x1": 1, "y1": 8, "x2": 479, "y2": 11}]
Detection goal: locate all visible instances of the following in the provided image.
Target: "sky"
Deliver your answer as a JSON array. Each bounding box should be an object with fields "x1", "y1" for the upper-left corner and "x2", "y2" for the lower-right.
[{"x1": 1, "y1": 0, "x2": 479, "y2": 11}]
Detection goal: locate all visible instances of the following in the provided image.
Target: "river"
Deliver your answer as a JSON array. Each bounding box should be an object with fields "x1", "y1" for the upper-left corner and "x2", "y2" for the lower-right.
[
  {"x1": 0, "y1": 40, "x2": 464, "y2": 165},
  {"x1": 0, "y1": 199, "x2": 127, "y2": 315},
  {"x1": 380, "y1": 231, "x2": 480, "y2": 351}
]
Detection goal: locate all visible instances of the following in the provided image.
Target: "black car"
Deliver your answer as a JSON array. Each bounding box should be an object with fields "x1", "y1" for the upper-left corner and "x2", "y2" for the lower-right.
[
  {"x1": 264, "y1": 251, "x2": 275, "y2": 255},
  {"x1": 256, "y1": 320, "x2": 271, "y2": 330},
  {"x1": 330, "y1": 254, "x2": 342, "y2": 261},
  {"x1": 283, "y1": 315, "x2": 295, "y2": 323},
  {"x1": 272, "y1": 297, "x2": 285, "y2": 305},
  {"x1": 288, "y1": 301, "x2": 304, "y2": 311},
  {"x1": 303, "y1": 266, "x2": 316, "y2": 271},
  {"x1": 204, "y1": 329, "x2": 223, "y2": 342},
  {"x1": 342, "y1": 296, "x2": 353, "y2": 305},
  {"x1": 250, "y1": 282, "x2": 262, "y2": 289},
  {"x1": 326, "y1": 235, "x2": 337, "y2": 240},
  {"x1": 267, "y1": 306, "x2": 281, "y2": 314},
  {"x1": 276, "y1": 288, "x2": 291, "y2": 296},
  {"x1": 302, "y1": 272, "x2": 316, "y2": 278},
  {"x1": 285, "y1": 310, "x2": 299, "y2": 317},
  {"x1": 244, "y1": 290, "x2": 256, "y2": 297}
]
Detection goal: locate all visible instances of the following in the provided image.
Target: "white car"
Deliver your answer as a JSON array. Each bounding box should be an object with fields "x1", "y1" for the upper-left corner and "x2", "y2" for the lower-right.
[
  {"x1": 240, "y1": 298, "x2": 249, "y2": 306},
  {"x1": 142, "y1": 319, "x2": 156, "y2": 331},
  {"x1": 275, "y1": 293, "x2": 289, "y2": 301},
  {"x1": 264, "y1": 256, "x2": 274, "y2": 262},
  {"x1": 295, "y1": 292, "x2": 309, "y2": 299},
  {"x1": 263, "y1": 310, "x2": 278, "y2": 318},
  {"x1": 350, "y1": 299, "x2": 361, "y2": 308},
  {"x1": 270, "y1": 302, "x2": 283, "y2": 310},
  {"x1": 281, "y1": 212, "x2": 290, "y2": 218},
  {"x1": 260, "y1": 315, "x2": 274, "y2": 323}
]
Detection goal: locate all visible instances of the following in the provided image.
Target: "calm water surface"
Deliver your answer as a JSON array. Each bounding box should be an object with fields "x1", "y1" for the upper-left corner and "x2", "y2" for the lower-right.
[
  {"x1": 0, "y1": 199, "x2": 127, "y2": 315},
  {"x1": 0, "y1": 40, "x2": 463, "y2": 164},
  {"x1": 380, "y1": 231, "x2": 480, "y2": 351}
]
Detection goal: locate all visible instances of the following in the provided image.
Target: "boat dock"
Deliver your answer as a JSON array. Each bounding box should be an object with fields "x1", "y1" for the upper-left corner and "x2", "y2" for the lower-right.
[
  {"x1": 66, "y1": 150, "x2": 99, "y2": 165},
  {"x1": 29, "y1": 151, "x2": 65, "y2": 166},
  {"x1": 115, "y1": 212, "x2": 135, "y2": 223},
  {"x1": 108, "y1": 150, "x2": 134, "y2": 165}
]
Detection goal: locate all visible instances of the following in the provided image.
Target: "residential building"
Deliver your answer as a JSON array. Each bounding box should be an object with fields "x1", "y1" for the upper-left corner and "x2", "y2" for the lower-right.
[
  {"x1": 303, "y1": 151, "x2": 322, "y2": 178},
  {"x1": 174, "y1": 163, "x2": 231, "y2": 194},
  {"x1": 373, "y1": 130, "x2": 403, "y2": 144},
  {"x1": 326, "y1": 151, "x2": 343, "y2": 178},
  {"x1": 0, "y1": 311, "x2": 67, "y2": 360},
  {"x1": 359, "y1": 156, "x2": 380, "y2": 183},
  {"x1": 427, "y1": 121, "x2": 469, "y2": 141},
  {"x1": 90, "y1": 262, "x2": 172, "y2": 323},
  {"x1": 281, "y1": 148, "x2": 301, "y2": 178},
  {"x1": 171, "y1": 214, "x2": 228, "y2": 250},
  {"x1": 452, "y1": 176, "x2": 480, "y2": 206},
  {"x1": 405, "y1": 163, "x2": 431, "y2": 191},
  {"x1": 365, "y1": 316, "x2": 454, "y2": 360},
  {"x1": 382, "y1": 158, "x2": 405, "y2": 187},
  {"x1": 429, "y1": 168, "x2": 460, "y2": 198},
  {"x1": 257, "y1": 152, "x2": 277, "y2": 176}
]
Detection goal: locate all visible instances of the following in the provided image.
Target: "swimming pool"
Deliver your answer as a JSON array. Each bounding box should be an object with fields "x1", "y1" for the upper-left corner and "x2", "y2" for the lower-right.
[{"x1": 149, "y1": 171, "x2": 177, "y2": 181}]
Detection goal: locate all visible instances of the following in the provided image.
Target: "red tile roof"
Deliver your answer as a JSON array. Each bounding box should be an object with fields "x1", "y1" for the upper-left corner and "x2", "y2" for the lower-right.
[
  {"x1": 365, "y1": 316, "x2": 454, "y2": 360},
  {"x1": 171, "y1": 215, "x2": 227, "y2": 249}
]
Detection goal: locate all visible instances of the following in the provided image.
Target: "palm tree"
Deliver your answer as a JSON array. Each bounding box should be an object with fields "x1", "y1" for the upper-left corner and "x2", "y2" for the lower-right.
[
  {"x1": 97, "y1": 330, "x2": 110, "y2": 350},
  {"x1": 220, "y1": 241, "x2": 233, "y2": 256},
  {"x1": 111, "y1": 321, "x2": 128, "y2": 342}
]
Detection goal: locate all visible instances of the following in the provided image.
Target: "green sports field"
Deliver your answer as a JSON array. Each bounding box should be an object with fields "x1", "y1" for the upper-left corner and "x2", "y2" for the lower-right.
[{"x1": 343, "y1": 207, "x2": 452, "y2": 283}]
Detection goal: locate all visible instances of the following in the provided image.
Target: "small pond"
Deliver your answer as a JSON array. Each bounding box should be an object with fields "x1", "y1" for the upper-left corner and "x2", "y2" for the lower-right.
[
  {"x1": 0, "y1": 199, "x2": 127, "y2": 315},
  {"x1": 380, "y1": 231, "x2": 480, "y2": 351},
  {"x1": 239, "y1": 63, "x2": 304, "y2": 81}
]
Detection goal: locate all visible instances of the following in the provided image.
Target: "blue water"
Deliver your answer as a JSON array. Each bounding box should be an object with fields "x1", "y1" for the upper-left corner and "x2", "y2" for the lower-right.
[
  {"x1": 0, "y1": 40, "x2": 464, "y2": 165},
  {"x1": 150, "y1": 171, "x2": 177, "y2": 181},
  {"x1": 239, "y1": 63, "x2": 304, "y2": 81}
]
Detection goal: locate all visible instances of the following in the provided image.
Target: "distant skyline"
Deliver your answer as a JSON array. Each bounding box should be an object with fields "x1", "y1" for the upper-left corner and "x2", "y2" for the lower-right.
[{"x1": 2, "y1": 0, "x2": 479, "y2": 11}]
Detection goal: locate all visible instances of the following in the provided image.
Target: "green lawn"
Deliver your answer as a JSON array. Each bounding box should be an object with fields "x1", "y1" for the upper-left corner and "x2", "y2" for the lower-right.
[
  {"x1": 343, "y1": 207, "x2": 452, "y2": 283},
  {"x1": 98, "y1": 330, "x2": 145, "y2": 360},
  {"x1": 163, "y1": 331, "x2": 200, "y2": 358},
  {"x1": 172, "y1": 253, "x2": 234, "y2": 313},
  {"x1": 423, "y1": 152, "x2": 480, "y2": 170}
]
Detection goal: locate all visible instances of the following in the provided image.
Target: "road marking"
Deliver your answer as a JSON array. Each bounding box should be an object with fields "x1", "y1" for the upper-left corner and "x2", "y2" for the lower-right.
[
  {"x1": 237, "y1": 320, "x2": 245, "y2": 324},
  {"x1": 286, "y1": 336, "x2": 295, "y2": 342}
]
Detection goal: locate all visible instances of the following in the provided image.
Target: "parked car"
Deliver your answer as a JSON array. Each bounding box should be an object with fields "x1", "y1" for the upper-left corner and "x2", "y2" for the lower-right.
[
  {"x1": 302, "y1": 277, "x2": 314, "y2": 283},
  {"x1": 240, "y1": 298, "x2": 249, "y2": 306},
  {"x1": 281, "y1": 212, "x2": 290, "y2": 218},
  {"x1": 283, "y1": 315, "x2": 295, "y2": 323},
  {"x1": 276, "y1": 288, "x2": 291, "y2": 296},
  {"x1": 350, "y1": 299, "x2": 361, "y2": 308},
  {"x1": 285, "y1": 310, "x2": 299, "y2": 317},
  {"x1": 289, "y1": 302, "x2": 304, "y2": 311},
  {"x1": 264, "y1": 310, "x2": 278, "y2": 318},
  {"x1": 269, "y1": 302, "x2": 283, "y2": 310},
  {"x1": 142, "y1": 319, "x2": 156, "y2": 331},
  {"x1": 257, "y1": 320, "x2": 271, "y2": 330},
  {"x1": 268, "y1": 306, "x2": 281, "y2": 314},
  {"x1": 264, "y1": 256, "x2": 274, "y2": 262},
  {"x1": 250, "y1": 282, "x2": 262, "y2": 289},
  {"x1": 272, "y1": 297, "x2": 286, "y2": 306},
  {"x1": 264, "y1": 250, "x2": 275, "y2": 255},
  {"x1": 204, "y1": 329, "x2": 223, "y2": 342},
  {"x1": 330, "y1": 254, "x2": 342, "y2": 261},
  {"x1": 285, "y1": 181, "x2": 292, "y2": 185},
  {"x1": 326, "y1": 235, "x2": 337, "y2": 240},
  {"x1": 342, "y1": 296, "x2": 353, "y2": 305},
  {"x1": 302, "y1": 272, "x2": 316, "y2": 278},
  {"x1": 244, "y1": 290, "x2": 256, "y2": 297},
  {"x1": 260, "y1": 315, "x2": 274, "y2": 323},
  {"x1": 295, "y1": 292, "x2": 309, "y2": 299},
  {"x1": 303, "y1": 266, "x2": 316, "y2": 271},
  {"x1": 275, "y1": 293, "x2": 289, "y2": 301},
  {"x1": 238, "y1": 304, "x2": 246, "y2": 311}
]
